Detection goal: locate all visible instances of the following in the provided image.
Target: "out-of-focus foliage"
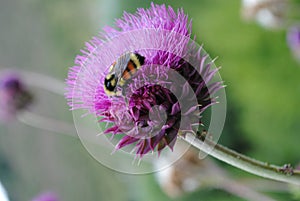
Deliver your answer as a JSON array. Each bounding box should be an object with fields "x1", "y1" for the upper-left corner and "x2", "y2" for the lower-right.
[{"x1": 0, "y1": 0, "x2": 299, "y2": 200}]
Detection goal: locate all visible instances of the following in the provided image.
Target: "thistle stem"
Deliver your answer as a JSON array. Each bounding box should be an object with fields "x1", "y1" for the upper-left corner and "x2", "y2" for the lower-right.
[
  {"x1": 16, "y1": 110, "x2": 77, "y2": 137},
  {"x1": 16, "y1": 70, "x2": 300, "y2": 186},
  {"x1": 183, "y1": 133, "x2": 300, "y2": 186},
  {"x1": 15, "y1": 70, "x2": 114, "y2": 150},
  {"x1": 20, "y1": 71, "x2": 66, "y2": 96},
  {"x1": 16, "y1": 70, "x2": 76, "y2": 136}
]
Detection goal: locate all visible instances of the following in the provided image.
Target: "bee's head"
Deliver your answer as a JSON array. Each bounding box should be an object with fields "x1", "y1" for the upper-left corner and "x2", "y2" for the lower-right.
[{"x1": 104, "y1": 74, "x2": 118, "y2": 96}]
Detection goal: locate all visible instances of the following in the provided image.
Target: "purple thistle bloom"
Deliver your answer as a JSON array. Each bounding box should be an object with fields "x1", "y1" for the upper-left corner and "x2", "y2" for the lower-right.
[
  {"x1": 31, "y1": 192, "x2": 59, "y2": 201},
  {"x1": 66, "y1": 3, "x2": 223, "y2": 157},
  {"x1": 0, "y1": 72, "x2": 33, "y2": 121}
]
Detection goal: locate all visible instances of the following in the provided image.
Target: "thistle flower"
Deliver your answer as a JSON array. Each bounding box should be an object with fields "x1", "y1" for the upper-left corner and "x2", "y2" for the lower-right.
[
  {"x1": 31, "y1": 192, "x2": 59, "y2": 201},
  {"x1": 0, "y1": 72, "x2": 33, "y2": 122},
  {"x1": 66, "y1": 3, "x2": 222, "y2": 157},
  {"x1": 287, "y1": 26, "x2": 300, "y2": 62}
]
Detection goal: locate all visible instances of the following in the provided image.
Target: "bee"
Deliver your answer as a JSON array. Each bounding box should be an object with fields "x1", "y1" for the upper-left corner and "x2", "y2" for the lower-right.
[{"x1": 104, "y1": 52, "x2": 145, "y2": 96}]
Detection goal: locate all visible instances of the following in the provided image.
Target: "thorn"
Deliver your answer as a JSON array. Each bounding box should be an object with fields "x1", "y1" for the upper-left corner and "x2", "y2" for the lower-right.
[
  {"x1": 196, "y1": 130, "x2": 207, "y2": 141},
  {"x1": 279, "y1": 164, "x2": 294, "y2": 176}
]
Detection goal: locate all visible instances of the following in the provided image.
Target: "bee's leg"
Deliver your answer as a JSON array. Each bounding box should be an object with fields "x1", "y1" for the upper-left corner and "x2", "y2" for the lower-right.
[{"x1": 116, "y1": 90, "x2": 122, "y2": 97}]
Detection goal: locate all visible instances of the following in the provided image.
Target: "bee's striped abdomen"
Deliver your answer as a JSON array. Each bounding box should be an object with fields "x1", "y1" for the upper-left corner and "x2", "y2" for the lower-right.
[
  {"x1": 104, "y1": 52, "x2": 145, "y2": 96},
  {"x1": 119, "y1": 53, "x2": 145, "y2": 86}
]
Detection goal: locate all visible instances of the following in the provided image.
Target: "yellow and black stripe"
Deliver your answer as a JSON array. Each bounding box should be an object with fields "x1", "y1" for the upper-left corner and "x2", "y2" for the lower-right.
[
  {"x1": 119, "y1": 53, "x2": 145, "y2": 86},
  {"x1": 104, "y1": 52, "x2": 145, "y2": 96}
]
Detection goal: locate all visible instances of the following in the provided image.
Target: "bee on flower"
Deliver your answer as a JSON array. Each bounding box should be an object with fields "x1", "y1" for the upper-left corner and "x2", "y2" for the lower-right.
[{"x1": 66, "y1": 3, "x2": 223, "y2": 158}]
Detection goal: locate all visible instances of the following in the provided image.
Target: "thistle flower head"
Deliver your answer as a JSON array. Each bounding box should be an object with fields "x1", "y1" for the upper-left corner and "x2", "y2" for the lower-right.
[
  {"x1": 66, "y1": 3, "x2": 223, "y2": 157},
  {"x1": 0, "y1": 72, "x2": 33, "y2": 121}
]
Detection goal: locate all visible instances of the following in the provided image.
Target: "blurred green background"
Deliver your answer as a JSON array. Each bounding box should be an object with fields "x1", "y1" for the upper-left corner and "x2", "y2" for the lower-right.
[{"x1": 0, "y1": 0, "x2": 300, "y2": 200}]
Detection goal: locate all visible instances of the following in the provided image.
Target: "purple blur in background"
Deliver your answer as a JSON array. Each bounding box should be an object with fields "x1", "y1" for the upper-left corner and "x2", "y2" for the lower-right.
[{"x1": 31, "y1": 192, "x2": 59, "y2": 201}]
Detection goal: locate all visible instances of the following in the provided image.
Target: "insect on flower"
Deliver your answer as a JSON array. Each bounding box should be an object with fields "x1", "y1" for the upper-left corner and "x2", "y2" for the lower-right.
[
  {"x1": 66, "y1": 3, "x2": 224, "y2": 158},
  {"x1": 104, "y1": 52, "x2": 145, "y2": 96}
]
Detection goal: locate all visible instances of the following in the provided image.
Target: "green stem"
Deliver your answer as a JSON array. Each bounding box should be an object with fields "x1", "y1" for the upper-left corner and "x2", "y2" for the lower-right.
[
  {"x1": 183, "y1": 133, "x2": 300, "y2": 186},
  {"x1": 17, "y1": 69, "x2": 300, "y2": 185}
]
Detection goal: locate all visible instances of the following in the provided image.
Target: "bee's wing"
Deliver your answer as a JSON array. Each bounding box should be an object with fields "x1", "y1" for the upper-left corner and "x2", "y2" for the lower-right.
[{"x1": 114, "y1": 53, "x2": 131, "y2": 80}]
